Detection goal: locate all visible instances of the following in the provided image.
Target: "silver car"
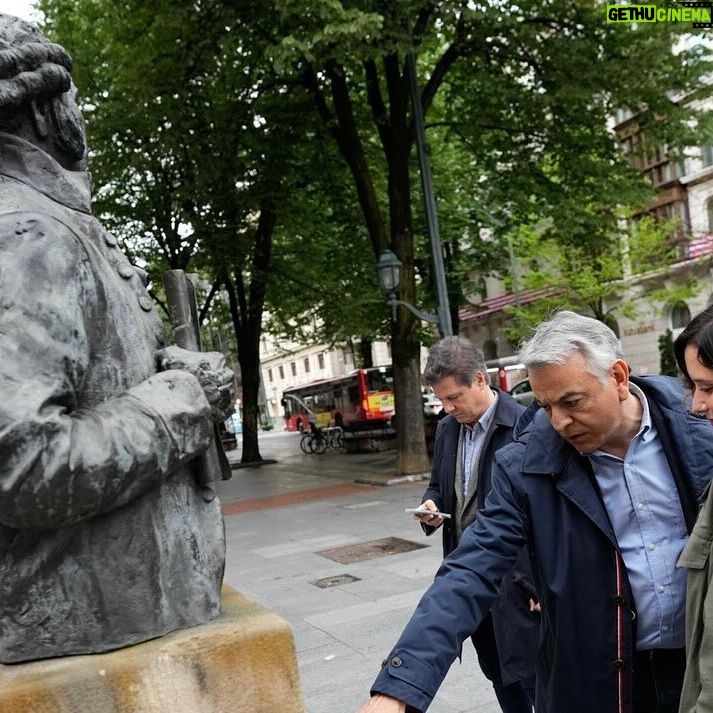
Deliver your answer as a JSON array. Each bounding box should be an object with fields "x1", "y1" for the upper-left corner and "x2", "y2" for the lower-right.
[{"x1": 509, "y1": 378, "x2": 535, "y2": 406}]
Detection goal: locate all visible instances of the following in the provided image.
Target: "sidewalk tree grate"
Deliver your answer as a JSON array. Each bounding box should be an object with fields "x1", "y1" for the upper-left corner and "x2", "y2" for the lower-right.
[
  {"x1": 311, "y1": 574, "x2": 361, "y2": 589},
  {"x1": 316, "y1": 537, "x2": 426, "y2": 564}
]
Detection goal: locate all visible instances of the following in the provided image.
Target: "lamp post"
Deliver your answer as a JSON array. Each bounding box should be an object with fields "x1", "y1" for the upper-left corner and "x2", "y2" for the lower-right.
[
  {"x1": 375, "y1": 51, "x2": 453, "y2": 338},
  {"x1": 406, "y1": 51, "x2": 452, "y2": 338},
  {"x1": 377, "y1": 249, "x2": 450, "y2": 335}
]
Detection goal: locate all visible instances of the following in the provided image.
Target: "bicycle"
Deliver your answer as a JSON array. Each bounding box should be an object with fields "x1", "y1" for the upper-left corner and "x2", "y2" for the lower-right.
[
  {"x1": 299, "y1": 430, "x2": 312, "y2": 454},
  {"x1": 299, "y1": 423, "x2": 328, "y2": 454},
  {"x1": 323, "y1": 426, "x2": 344, "y2": 450}
]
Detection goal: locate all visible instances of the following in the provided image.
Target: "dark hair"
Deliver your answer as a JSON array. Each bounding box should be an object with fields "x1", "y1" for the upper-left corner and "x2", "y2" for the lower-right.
[
  {"x1": 673, "y1": 305, "x2": 713, "y2": 387},
  {"x1": 423, "y1": 336, "x2": 487, "y2": 388}
]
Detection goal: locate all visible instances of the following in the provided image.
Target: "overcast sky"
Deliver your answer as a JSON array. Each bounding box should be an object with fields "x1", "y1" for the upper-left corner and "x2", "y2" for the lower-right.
[{"x1": 4, "y1": 1, "x2": 41, "y2": 22}]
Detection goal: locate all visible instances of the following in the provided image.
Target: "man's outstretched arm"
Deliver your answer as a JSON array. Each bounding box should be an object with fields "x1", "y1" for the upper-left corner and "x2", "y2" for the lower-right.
[{"x1": 353, "y1": 453, "x2": 531, "y2": 712}]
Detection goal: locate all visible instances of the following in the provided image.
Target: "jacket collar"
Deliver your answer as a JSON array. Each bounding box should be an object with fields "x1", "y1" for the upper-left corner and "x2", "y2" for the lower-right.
[
  {"x1": 514, "y1": 374, "x2": 711, "y2": 541},
  {"x1": 0, "y1": 132, "x2": 92, "y2": 214},
  {"x1": 517, "y1": 375, "x2": 708, "y2": 483},
  {"x1": 439, "y1": 388, "x2": 522, "y2": 436}
]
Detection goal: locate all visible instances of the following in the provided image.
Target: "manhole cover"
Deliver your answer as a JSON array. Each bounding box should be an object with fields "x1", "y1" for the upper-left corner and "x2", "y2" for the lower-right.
[
  {"x1": 311, "y1": 574, "x2": 361, "y2": 589},
  {"x1": 316, "y1": 537, "x2": 427, "y2": 564}
]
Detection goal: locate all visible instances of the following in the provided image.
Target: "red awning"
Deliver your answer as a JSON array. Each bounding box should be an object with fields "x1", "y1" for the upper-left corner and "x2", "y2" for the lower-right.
[
  {"x1": 459, "y1": 287, "x2": 558, "y2": 324},
  {"x1": 687, "y1": 234, "x2": 713, "y2": 259}
]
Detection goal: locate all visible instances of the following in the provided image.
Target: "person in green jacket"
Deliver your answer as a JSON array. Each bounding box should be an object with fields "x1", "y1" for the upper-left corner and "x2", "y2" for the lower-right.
[{"x1": 674, "y1": 305, "x2": 713, "y2": 713}]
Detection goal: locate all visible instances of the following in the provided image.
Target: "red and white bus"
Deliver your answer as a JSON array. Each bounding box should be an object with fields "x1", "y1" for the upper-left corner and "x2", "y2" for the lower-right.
[{"x1": 281, "y1": 366, "x2": 395, "y2": 432}]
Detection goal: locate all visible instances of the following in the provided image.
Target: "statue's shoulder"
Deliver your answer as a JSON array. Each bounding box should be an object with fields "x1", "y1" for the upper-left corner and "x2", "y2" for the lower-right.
[
  {"x1": 0, "y1": 210, "x2": 73, "y2": 240},
  {"x1": 0, "y1": 210, "x2": 89, "y2": 277}
]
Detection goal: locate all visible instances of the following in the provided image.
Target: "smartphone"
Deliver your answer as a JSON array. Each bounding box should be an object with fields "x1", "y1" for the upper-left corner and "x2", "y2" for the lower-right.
[{"x1": 404, "y1": 508, "x2": 452, "y2": 519}]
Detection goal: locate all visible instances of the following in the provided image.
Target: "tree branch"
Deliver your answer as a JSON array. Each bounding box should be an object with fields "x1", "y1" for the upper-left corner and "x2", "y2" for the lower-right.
[
  {"x1": 198, "y1": 279, "x2": 221, "y2": 326},
  {"x1": 363, "y1": 57, "x2": 391, "y2": 153}
]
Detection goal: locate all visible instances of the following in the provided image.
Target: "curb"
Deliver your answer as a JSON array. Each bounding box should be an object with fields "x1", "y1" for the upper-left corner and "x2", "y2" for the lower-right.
[
  {"x1": 228, "y1": 458, "x2": 278, "y2": 470},
  {"x1": 354, "y1": 471, "x2": 430, "y2": 486}
]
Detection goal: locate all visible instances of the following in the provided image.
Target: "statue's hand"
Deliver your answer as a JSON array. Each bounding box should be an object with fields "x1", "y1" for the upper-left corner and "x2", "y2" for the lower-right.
[{"x1": 157, "y1": 346, "x2": 235, "y2": 422}]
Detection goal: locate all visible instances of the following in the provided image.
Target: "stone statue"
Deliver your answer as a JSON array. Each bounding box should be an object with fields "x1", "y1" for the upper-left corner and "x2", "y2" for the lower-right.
[{"x1": 0, "y1": 14, "x2": 234, "y2": 663}]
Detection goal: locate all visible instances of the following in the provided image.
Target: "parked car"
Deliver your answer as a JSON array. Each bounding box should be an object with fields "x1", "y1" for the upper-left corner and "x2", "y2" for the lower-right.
[
  {"x1": 509, "y1": 378, "x2": 535, "y2": 405},
  {"x1": 422, "y1": 392, "x2": 443, "y2": 416}
]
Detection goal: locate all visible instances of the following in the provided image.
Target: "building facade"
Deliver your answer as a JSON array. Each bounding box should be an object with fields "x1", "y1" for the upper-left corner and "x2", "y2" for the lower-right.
[{"x1": 458, "y1": 122, "x2": 713, "y2": 375}]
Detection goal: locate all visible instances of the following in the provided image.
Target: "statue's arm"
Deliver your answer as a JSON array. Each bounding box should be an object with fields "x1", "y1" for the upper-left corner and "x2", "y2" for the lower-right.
[{"x1": 0, "y1": 215, "x2": 213, "y2": 529}]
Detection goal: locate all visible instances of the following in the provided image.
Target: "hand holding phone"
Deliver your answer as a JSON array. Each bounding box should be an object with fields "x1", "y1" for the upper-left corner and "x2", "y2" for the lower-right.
[{"x1": 405, "y1": 507, "x2": 452, "y2": 519}]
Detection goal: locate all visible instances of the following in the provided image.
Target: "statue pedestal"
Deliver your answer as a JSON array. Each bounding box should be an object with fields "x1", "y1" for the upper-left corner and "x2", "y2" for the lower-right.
[{"x1": 0, "y1": 585, "x2": 304, "y2": 713}]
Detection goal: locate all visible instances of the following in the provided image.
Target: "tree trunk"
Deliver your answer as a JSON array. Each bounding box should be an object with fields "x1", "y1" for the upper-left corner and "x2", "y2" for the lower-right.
[
  {"x1": 305, "y1": 55, "x2": 429, "y2": 474},
  {"x1": 358, "y1": 338, "x2": 373, "y2": 367},
  {"x1": 391, "y1": 316, "x2": 429, "y2": 474},
  {"x1": 386, "y1": 55, "x2": 429, "y2": 475},
  {"x1": 237, "y1": 343, "x2": 262, "y2": 463},
  {"x1": 223, "y1": 200, "x2": 276, "y2": 464},
  {"x1": 225, "y1": 279, "x2": 262, "y2": 464}
]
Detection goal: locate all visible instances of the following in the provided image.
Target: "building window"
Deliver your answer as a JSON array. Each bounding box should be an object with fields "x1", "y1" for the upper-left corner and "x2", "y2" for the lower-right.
[
  {"x1": 278, "y1": 365, "x2": 284, "y2": 379},
  {"x1": 268, "y1": 368, "x2": 273, "y2": 383},
  {"x1": 304, "y1": 357, "x2": 310, "y2": 373},
  {"x1": 703, "y1": 145, "x2": 713, "y2": 167},
  {"x1": 318, "y1": 353, "x2": 325, "y2": 369},
  {"x1": 291, "y1": 362, "x2": 296, "y2": 376},
  {"x1": 671, "y1": 302, "x2": 691, "y2": 330}
]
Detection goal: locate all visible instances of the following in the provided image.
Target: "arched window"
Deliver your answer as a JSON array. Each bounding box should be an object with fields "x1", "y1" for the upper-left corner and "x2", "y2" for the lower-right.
[
  {"x1": 483, "y1": 339, "x2": 497, "y2": 361},
  {"x1": 671, "y1": 302, "x2": 691, "y2": 330}
]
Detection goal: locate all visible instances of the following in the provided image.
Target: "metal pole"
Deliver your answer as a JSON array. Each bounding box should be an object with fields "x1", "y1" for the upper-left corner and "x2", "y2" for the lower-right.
[{"x1": 406, "y1": 51, "x2": 453, "y2": 337}]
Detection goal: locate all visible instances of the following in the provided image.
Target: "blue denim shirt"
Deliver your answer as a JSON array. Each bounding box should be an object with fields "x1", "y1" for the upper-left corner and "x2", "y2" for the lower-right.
[{"x1": 587, "y1": 383, "x2": 687, "y2": 649}]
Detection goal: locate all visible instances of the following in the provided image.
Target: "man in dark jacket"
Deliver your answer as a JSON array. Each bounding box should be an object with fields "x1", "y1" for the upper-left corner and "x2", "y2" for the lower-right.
[
  {"x1": 413, "y1": 336, "x2": 537, "y2": 712},
  {"x1": 357, "y1": 311, "x2": 713, "y2": 713}
]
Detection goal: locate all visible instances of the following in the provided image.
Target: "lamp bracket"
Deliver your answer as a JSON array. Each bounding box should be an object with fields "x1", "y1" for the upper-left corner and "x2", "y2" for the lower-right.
[{"x1": 386, "y1": 297, "x2": 439, "y2": 325}]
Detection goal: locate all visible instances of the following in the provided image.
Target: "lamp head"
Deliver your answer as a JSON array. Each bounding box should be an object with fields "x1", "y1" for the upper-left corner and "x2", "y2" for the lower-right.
[{"x1": 377, "y1": 249, "x2": 402, "y2": 294}]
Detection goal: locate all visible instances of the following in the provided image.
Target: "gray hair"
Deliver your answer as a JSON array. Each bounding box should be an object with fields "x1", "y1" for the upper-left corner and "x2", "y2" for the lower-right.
[
  {"x1": 424, "y1": 336, "x2": 487, "y2": 388},
  {"x1": 0, "y1": 14, "x2": 73, "y2": 116},
  {"x1": 517, "y1": 311, "x2": 623, "y2": 383}
]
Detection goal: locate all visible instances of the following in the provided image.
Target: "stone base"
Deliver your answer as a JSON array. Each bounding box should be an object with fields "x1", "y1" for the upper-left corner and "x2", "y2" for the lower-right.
[{"x1": 0, "y1": 585, "x2": 305, "y2": 713}]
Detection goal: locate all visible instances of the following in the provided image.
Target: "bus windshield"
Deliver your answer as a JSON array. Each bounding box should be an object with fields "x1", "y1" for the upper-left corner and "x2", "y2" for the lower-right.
[{"x1": 365, "y1": 366, "x2": 393, "y2": 393}]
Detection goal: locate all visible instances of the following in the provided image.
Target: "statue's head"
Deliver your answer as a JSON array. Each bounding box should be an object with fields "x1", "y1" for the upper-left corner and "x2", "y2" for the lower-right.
[{"x1": 0, "y1": 14, "x2": 86, "y2": 168}]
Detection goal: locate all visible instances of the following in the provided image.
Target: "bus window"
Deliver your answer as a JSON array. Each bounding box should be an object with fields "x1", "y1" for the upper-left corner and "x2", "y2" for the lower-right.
[{"x1": 365, "y1": 367, "x2": 393, "y2": 392}]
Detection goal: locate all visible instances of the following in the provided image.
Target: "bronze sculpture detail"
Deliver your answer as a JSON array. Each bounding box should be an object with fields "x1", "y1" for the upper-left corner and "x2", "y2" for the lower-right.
[{"x1": 0, "y1": 14, "x2": 234, "y2": 664}]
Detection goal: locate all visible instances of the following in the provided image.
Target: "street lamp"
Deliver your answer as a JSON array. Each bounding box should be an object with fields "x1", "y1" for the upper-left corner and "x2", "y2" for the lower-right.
[
  {"x1": 375, "y1": 53, "x2": 453, "y2": 337},
  {"x1": 376, "y1": 249, "x2": 402, "y2": 293},
  {"x1": 377, "y1": 249, "x2": 449, "y2": 334}
]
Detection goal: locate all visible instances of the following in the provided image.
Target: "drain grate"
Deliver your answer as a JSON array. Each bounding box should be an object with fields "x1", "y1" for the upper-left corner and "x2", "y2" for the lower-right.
[
  {"x1": 316, "y1": 537, "x2": 427, "y2": 564},
  {"x1": 311, "y1": 573, "x2": 361, "y2": 589}
]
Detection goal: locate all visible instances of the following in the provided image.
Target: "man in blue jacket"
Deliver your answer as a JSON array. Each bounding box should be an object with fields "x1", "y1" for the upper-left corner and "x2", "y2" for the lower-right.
[
  {"x1": 414, "y1": 336, "x2": 537, "y2": 712},
  {"x1": 356, "y1": 311, "x2": 713, "y2": 713}
]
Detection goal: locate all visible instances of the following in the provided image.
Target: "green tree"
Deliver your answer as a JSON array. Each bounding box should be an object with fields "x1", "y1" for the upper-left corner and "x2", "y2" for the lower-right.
[
  {"x1": 501, "y1": 215, "x2": 698, "y2": 342},
  {"x1": 265, "y1": 1, "x2": 710, "y2": 473},
  {"x1": 659, "y1": 328, "x2": 678, "y2": 377},
  {"x1": 40, "y1": 0, "x2": 712, "y2": 476}
]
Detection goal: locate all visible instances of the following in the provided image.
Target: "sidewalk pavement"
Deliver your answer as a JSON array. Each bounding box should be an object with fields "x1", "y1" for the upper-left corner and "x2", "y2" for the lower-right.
[{"x1": 217, "y1": 432, "x2": 500, "y2": 713}]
